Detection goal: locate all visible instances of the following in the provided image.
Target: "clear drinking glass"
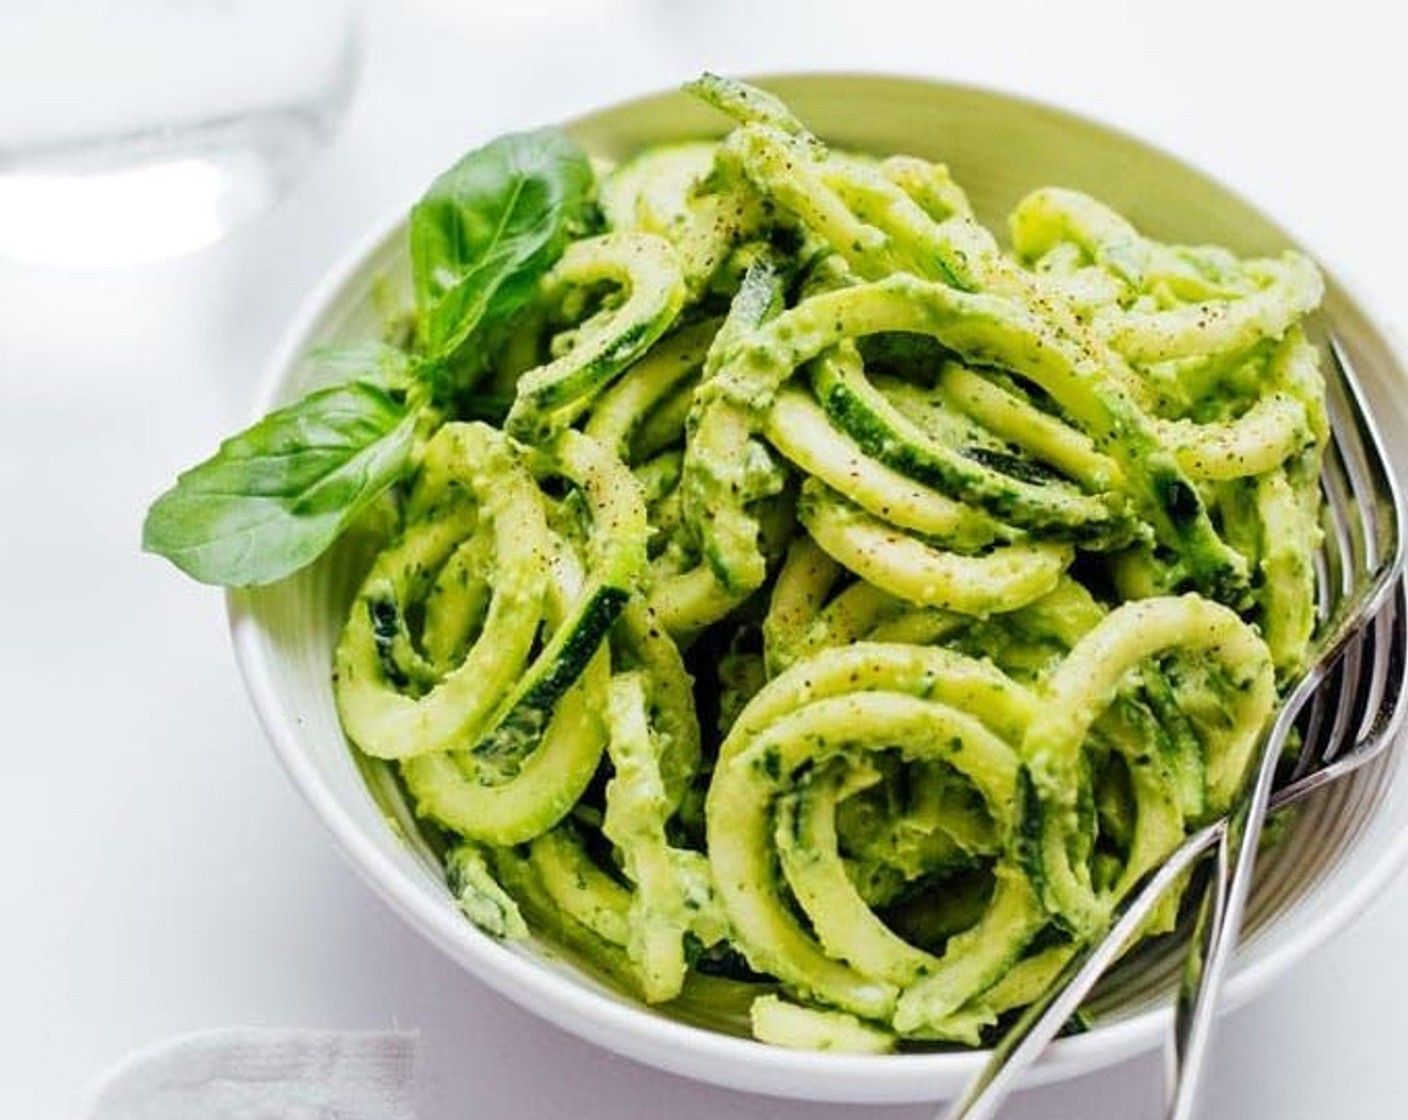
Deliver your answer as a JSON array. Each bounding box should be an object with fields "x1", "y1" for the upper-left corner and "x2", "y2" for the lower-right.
[{"x1": 0, "y1": 0, "x2": 359, "y2": 267}]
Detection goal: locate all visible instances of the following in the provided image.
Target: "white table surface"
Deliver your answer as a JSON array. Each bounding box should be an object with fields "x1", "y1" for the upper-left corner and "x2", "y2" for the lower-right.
[{"x1": 4, "y1": 2, "x2": 1407, "y2": 1117}]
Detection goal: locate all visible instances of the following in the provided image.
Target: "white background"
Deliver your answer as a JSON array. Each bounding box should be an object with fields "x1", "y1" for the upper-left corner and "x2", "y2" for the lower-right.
[{"x1": 3, "y1": 1, "x2": 1406, "y2": 1117}]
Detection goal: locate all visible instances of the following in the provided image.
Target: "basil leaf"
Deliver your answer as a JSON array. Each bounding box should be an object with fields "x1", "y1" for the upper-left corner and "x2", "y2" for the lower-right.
[
  {"x1": 410, "y1": 128, "x2": 594, "y2": 365},
  {"x1": 142, "y1": 381, "x2": 417, "y2": 586},
  {"x1": 298, "y1": 342, "x2": 415, "y2": 394}
]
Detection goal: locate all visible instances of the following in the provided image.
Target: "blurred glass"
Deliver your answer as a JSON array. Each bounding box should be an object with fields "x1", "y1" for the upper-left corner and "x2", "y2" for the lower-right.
[{"x1": 0, "y1": 0, "x2": 359, "y2": 267}]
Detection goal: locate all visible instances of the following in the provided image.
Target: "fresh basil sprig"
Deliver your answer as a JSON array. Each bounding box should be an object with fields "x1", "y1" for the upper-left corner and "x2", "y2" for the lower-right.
[{"x1": 143, "y1": 128, "x2": 595, "y2": 587}]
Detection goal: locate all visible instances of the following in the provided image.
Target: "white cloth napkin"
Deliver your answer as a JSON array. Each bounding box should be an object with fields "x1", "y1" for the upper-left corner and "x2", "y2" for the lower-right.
[{"x1": 76, "y1": 1028, "x2": 419, "y2": 1120}]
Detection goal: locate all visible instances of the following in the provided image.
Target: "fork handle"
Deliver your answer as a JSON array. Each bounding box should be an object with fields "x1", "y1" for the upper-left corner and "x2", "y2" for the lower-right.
[
  {"x1": 1163, "y1": 810, "x2": 1235, "y2": 1117},
  {"x1": 1163, "y1": 708, "x2": 1287, "y2": 1118}
]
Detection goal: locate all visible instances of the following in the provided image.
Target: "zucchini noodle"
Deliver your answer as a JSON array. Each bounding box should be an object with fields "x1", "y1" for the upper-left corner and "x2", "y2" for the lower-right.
[{"x1": 332, "y1": 77, "x2": 1328, "y2": 1050}]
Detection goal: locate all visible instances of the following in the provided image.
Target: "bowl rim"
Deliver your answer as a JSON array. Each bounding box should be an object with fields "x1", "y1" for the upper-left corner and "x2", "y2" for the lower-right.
[{"x1": 227, "y1": 71, "x2": 1408, "y2": 1102}]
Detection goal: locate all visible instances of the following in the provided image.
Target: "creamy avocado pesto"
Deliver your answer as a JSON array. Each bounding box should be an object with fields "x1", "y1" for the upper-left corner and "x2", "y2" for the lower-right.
[
  {"x1": 327, "y1": 76, "x2": 1323, "y2": 1050},
  {"x1": 146, "y1": 74, "x2": 1326, "y2": 1052}
]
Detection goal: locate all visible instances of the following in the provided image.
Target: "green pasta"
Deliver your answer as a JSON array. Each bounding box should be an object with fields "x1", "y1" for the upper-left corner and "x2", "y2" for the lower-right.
[{"x1": 327, "y1": 76, "x2": 1325, "y2": 1050}]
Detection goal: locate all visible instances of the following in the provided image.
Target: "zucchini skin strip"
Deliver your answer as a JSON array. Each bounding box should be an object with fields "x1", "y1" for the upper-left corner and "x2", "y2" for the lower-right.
[
  {"x1": 645, "y1": 256, "x2": 790, "y2": 640},
  {"x1": 506, "y1": 232, "x2": 686, "y2": 442},
  {"x1": 584, "y1": 317, "x2": 719, "y2": 460},
  {"x1": 766, "y1": 378, "x2": 1007, "y2": 549},
  {"x1": 389, "y1": 431, "x2": 649, "y2": 843},
  {"x1": 471, "y1": 429, "x2": 649, "y2": 778},
  {"x1": 400, "y1": 537, "x2": 611, "y2": 845},
  {"x1": 334, "y1": 422, "x2": 550, "y2": 760},
  {"x1": 938, "y1": 361, "x2": 1121, "y2": 493},
  {"x1": 809, "y1": 348, "x2": 1128, "y2": 543}
]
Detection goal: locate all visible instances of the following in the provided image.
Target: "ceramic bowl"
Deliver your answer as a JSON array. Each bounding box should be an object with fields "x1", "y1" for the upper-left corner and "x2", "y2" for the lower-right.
[{"x1": 229, "y1": 74, "x2": 1408, "y2": 1103}]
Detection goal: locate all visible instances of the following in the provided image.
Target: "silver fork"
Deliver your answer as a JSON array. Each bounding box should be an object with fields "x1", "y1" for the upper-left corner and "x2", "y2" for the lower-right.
[{"x1": 941, "y1": 338, "x2": 1408, "y2": 1120}]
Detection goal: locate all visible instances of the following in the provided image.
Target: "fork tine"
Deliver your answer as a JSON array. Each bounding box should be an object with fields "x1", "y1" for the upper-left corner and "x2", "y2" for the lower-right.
[
  {"x1": 1279, "y1": 578, "x2": 1408, "y2": 802},
  {"x1": 1319, "y1": 409, "x2": 1364, "y2": 589},
  {"x1": 1284, "y1": 407, "x2": 1365, "y2": 780},
  {"x1": 1288, "y1": 633, "x2": 1361, "y2": 782},
  {"x1": 1345, "y1": 594, "x2": 1391, "y2": 750},
  {"x1": 1361, "y1": 580, "x2": 1408, "y2": 749},
  {"x1": 1329, "y1": 338, "x2": 1405, "y2": 574}
]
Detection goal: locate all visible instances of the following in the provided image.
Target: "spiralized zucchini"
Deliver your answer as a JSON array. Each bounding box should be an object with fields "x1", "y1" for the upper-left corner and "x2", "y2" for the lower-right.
[{"x1": 332, "y1": 76, "x2": 1325, "y2": 1049}]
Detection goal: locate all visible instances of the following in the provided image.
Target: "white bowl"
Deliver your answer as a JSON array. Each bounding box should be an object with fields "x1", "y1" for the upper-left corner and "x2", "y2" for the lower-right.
[{"x1": 228, "y1": 74, "x2": 1408, "y2": 1104}]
